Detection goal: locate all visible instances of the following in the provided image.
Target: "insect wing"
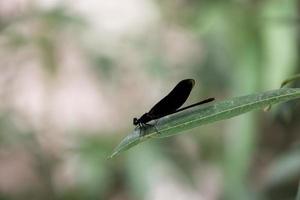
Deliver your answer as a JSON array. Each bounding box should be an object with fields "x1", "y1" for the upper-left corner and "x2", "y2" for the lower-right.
[{"x1": 148, "y1": 79, "x2": 195, "y2": 118}]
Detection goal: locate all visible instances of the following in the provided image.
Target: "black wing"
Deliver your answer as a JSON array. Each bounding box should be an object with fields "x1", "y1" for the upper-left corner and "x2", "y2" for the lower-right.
[{"x1": 148, "y1": 79, "x2": 195, "y2": 119}]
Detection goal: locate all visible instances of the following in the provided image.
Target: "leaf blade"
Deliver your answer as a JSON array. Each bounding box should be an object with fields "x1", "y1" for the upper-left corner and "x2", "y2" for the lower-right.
[{"x1": 110, "y1": 88, "x2": 300, "y2": 158}]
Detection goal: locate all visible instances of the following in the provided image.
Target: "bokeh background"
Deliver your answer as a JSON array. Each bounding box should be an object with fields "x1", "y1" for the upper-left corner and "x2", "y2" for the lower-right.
[{"x1": 0, "y1": 0, "x2": 300, "y2": 200}]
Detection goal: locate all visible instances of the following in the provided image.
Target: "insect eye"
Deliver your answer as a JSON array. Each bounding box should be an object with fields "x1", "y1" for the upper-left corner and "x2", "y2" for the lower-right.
[{"x1": 133, "y1": 118, "x2": 138, "y2": 125}]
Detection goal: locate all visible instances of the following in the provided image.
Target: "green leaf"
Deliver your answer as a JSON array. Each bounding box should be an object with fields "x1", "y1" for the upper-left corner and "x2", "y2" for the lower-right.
[
  {"x1": 296, "y1": 181, "x2": 300, "y2": 200},
  {"x1": 281, "y1": 73, "x2": 300, "y2": 88},
  {"x1": 109, "y1": 88, "x2": 300, "y2": 158}
]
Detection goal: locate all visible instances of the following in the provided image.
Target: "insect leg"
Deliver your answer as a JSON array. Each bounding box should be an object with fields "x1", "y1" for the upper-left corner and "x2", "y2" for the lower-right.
[{"x1": 152, "y1": 120, "x2": 161, "y2": 135}]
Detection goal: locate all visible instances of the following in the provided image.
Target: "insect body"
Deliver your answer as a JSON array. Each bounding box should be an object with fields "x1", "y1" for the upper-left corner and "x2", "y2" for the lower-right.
[{"x1": 133, "y1": 79, "x2": 214, "y2": 127}]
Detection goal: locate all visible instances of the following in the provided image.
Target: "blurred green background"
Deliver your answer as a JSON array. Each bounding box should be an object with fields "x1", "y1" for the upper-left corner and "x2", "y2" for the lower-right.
[{"x1": 0, "y1": 0, "x2": 300, "y2": 200}]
